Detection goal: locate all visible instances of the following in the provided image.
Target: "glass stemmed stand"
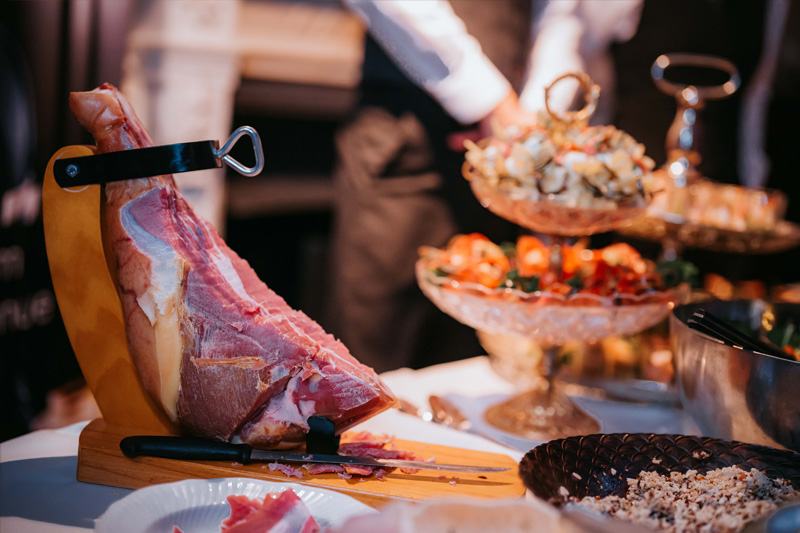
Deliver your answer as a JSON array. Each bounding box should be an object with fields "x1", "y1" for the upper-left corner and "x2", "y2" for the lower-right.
[
  {"x1": 417, "y1": 73, "x2": 686, "y2": 441},
  {"x1": 416, "y1": 181, "x2": 684, "y2": 440},
  {"x1": 619, "y1": 53, "x2": 800, "y2": 257}
]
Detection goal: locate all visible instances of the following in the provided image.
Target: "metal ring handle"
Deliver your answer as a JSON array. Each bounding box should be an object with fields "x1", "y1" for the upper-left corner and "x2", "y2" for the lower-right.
[
  {"x1": 651, "y1": 53, "x2": 740, "y2": 102},
  {"x1": 214, "y1": 126, "x2": 264, "y2": 176},
  {"x1": 544, "y1": 71, "x2": 600, "y2": 125}
]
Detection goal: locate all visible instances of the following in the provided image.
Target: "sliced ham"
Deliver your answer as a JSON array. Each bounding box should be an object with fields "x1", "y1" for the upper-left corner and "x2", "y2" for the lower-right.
[
  {"x1": 343, "y1": 464, "x2": 375, "y2": 476},
  {"x1": 304, "y1": 463, "x2": 348, "y2": 476},
  {"x1": 223, "y1": 496, "x2": 262, "y2": 527},
  {"x1": 274, "y1": 433, "x2": 424, "y2": 479},
  {"x1": 222, "y1": 491, "x2": 320, "y2": 533},
  {"x1": 68, "y1": 83, "x2": 396, "y2": 448},
  {"x1": 267, "y1": 462, "x2": 304, "y2": 479}
]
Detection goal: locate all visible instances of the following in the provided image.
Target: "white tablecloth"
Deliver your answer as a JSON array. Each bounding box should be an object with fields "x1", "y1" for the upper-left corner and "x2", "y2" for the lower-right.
[{"x1": 0, "y1": 356, "x2": 693, "y2": 532}]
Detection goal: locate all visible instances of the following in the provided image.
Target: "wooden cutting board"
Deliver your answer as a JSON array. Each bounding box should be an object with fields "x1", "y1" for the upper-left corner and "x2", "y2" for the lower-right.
[{"x1": 77, "y1": 419, "x2": 525, "y2": 507}]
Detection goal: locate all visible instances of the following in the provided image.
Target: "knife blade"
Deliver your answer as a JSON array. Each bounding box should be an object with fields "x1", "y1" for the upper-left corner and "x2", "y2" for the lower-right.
[{"x1": 120, "y1": 436, "x2": 510, "y2": 474}]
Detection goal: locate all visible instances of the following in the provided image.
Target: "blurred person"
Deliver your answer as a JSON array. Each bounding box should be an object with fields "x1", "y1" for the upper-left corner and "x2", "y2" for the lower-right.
[{"x1": 327, "y1": 0, "x2": 644, "y2": 372}]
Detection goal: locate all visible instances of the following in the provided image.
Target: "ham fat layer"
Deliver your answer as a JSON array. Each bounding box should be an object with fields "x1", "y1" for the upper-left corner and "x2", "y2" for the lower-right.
[{"x1": 69, "y1": 83, "x2": 396, "y2": 447}]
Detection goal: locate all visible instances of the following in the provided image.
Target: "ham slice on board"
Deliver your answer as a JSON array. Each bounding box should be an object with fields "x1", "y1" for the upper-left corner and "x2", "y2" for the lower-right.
[{"x1": 69, "y1": 83, "x2": 396, "y2": 448}]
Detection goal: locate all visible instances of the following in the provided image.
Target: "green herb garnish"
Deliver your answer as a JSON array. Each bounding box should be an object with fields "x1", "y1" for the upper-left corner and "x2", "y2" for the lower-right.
[
  {"x1": 565, "y1": 275, "x2": 584, "y2": 293},
  {"x1": 500, "y1": 241, "x2": 517, "y2": 257},
  {"x1": 504, "y1": 269, "x2": 540, "y2": 292}
]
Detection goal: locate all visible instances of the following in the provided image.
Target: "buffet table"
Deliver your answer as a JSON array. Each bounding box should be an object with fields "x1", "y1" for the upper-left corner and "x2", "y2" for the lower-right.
[{"x1": 0, "y1": 356, "x2": 695, "y2": 532}]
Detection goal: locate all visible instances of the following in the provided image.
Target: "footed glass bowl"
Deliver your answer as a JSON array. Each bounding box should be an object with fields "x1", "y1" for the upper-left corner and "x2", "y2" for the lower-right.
[
  {"x1": 416, "y1": 261, "x2": 685, "y2": 346},
  {"x1": 465, "y1": 165, "x2": 648, "y2": 237},
  {"x1": 619, "y1": 216, "x2": 800, "y2": 254},
  {"x1": 417, "y1": 260, "x2": 688, "y2": 440}
]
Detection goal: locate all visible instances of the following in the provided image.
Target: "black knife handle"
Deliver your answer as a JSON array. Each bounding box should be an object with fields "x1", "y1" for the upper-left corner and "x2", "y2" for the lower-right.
[{"x1": 120, "y1": 436, "x2": 252, "y2": 464}]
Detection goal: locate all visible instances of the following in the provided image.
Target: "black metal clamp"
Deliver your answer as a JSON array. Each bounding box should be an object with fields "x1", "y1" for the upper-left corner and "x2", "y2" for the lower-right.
[{"x1": 53, "y1": 126, "x2": 264, "y2": 188}]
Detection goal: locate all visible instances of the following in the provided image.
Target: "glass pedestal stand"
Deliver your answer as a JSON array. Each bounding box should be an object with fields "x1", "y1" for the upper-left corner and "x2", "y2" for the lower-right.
[
  {"x1": 483, "y1": 345, "x2": 600, "y2": 439},
  {"x1": 479, "y1": 235, "x2": 599, "y2": 441},
  {"x1": 618, "y1": 213, "x2": 800, "y2": 256},
  {"x1": 416, "y1": 261, "x2": 684, "y2": 440},
  {"x1": 620, "y1": 54, "x2": 800, "y2": 257}
]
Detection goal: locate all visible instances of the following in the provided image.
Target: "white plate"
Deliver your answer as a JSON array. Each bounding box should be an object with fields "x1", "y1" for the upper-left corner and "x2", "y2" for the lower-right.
[{"x1": 94, "y1": 478, "x2": 376, "y2": 533}]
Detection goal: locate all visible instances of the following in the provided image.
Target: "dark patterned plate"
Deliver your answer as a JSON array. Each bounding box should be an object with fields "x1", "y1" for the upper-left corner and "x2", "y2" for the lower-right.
[{"x1": 520, "y1": 433, "x2": 800, "y2": 504}]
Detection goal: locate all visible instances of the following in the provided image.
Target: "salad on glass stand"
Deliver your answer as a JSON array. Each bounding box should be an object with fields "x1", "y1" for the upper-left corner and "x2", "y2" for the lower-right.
[{"x1": 416, "y1": 72, "x2": 691, "y2": 441}]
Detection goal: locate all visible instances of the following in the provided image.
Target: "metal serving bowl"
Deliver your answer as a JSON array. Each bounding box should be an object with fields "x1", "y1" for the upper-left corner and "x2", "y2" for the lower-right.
[
  {"x1": 520, "y1": 433, "x2": 800, "y2": 503},
  {"x1": 671, "y1": 300, "x2": 800, "y2": 452}
]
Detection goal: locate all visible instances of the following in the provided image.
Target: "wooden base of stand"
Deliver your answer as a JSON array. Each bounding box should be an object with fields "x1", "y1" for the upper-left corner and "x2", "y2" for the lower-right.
[{"x1": 77, "y1": 419, "x2": 525, "y2": 508}]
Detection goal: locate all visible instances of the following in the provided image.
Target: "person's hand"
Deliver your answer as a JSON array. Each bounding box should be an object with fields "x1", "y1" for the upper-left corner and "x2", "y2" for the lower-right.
[
  {"x1": 478, "y1": 90, "x2": 538, "y2": 139},
  {"x1": 447, "y1": 90, "x2": 537, "y2": 151}
]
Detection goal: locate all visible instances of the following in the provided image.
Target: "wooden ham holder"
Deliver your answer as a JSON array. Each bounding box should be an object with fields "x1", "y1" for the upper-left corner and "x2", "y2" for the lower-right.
[{"x1": 41, "y1": 146, "x2": 524, "y2": 508}]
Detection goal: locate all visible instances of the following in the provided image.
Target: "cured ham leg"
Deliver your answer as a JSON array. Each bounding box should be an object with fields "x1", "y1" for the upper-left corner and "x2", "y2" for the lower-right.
[{"x1": 69, "y1": 83, "x2": 396, "y2": 448}]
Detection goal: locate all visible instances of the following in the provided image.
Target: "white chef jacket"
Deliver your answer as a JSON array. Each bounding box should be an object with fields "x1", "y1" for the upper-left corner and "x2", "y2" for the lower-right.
[{"x1": 343, "y1": 0, "x2": 643, "y2": 125}]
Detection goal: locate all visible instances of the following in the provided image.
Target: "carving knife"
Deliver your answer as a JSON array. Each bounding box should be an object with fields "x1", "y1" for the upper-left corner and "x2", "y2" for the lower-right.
[{"x1": 120, "y1": 435, "x2": 510, "y2": 474}]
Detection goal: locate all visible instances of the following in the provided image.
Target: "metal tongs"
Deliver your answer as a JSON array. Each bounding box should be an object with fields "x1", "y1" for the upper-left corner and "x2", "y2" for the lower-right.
[
  {"x1": 687, "y1": 309, "x2": 793, "y2": 360},
  {"x1": 53, "y1": 126, "x2": 264, "y2": 188}
]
